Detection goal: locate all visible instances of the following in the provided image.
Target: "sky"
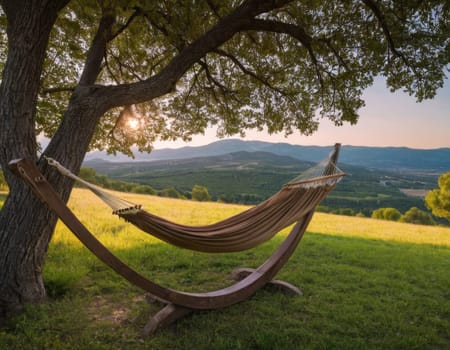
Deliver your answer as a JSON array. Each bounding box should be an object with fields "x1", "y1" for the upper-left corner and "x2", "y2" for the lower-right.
[{"x1": 153, "y1": 76, "x2": 450, "y2": 150}]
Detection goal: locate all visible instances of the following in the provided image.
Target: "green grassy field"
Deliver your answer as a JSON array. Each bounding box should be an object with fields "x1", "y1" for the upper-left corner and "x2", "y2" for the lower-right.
[{"x1": 1, "y1": 189, "x2": 449, "y2": 349}]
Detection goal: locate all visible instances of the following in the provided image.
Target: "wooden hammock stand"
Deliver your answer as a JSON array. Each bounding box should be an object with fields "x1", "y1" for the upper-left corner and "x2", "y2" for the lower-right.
[{"x1": 10, "y1": 144, "x2": 344, "y2": 336}]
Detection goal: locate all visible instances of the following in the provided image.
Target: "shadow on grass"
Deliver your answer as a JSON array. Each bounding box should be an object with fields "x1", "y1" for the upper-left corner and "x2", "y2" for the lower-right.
[{"x1": 2, "y1": 231, "x2": 449, "y2": 350}]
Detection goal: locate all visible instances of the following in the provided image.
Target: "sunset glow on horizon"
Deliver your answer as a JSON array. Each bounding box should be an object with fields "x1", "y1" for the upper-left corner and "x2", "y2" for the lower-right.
[{"x1": 153, "y1": 76, "x2": 450, "y2": 150}]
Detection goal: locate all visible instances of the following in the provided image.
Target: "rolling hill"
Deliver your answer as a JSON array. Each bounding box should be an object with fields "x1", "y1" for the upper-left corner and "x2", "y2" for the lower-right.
[
  {"x1": 85, "y1": 139, "x2": 450, "y2": 173},
  {"x1": 84, "y1": 150, "x2": 435, "y2": 215}
]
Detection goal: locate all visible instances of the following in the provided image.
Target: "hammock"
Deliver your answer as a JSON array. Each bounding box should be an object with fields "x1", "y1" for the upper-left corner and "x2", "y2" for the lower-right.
[
  {"x1": 45, "y1": 145, "x2": 345, "y2": 253},
  {"x1": 10, "y1": 143, "x2": 344, "y2": 335}
]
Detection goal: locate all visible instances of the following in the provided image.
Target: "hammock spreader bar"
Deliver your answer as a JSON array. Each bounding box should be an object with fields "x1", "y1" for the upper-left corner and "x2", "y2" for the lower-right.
[{"x1": 44, "y1": 144, "x2": 344, "y2": 253}]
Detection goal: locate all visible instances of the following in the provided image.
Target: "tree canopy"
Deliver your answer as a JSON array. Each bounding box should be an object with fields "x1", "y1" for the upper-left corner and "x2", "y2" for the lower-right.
[
  {"x1": 371, "y1": 207, "x2": 402, "y2": 221},
  {"x1": 192, "y1": 185, "x2": 212, "y2": 202},
  {"x1": 426, "y1": 172, "x2": 450, "y2": 223},
  {"x1": 401, "y1": 206, "x2": 436, "y2": 226},
  {"x1": 2, "y1": 0, "x2": 449, "y2": 157}
]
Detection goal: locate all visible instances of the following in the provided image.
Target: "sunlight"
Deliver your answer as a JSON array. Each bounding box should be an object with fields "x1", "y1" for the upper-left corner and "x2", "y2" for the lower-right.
[
  {"x1": 126, "y1": 117, "x2": 140, "y2": 131},
  {"x1": 115, "y1": 104, "x2": 143, "y2": 134}
]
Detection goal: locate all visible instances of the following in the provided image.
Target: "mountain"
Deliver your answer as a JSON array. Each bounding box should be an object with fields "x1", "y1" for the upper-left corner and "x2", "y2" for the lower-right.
[
  {"x1": 85, "y1": 150, "x2": 311, "y2": 173},
  {"x1": 84, "y1": 139, "x2": 450, "y2": 173}
]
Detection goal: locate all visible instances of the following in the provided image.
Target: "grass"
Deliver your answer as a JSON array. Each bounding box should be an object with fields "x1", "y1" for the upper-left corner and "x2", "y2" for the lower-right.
[{"x1": 1, "y1": 188, "x2": 449, "y2": 349}]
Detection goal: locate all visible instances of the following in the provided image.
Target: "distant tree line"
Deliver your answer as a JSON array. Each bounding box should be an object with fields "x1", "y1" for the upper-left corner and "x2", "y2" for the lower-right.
[
  {"x1": 372, "y1": 207, "x2": 436, "y2": 225},
  {"x1": 216, "y1": 193, "x2": 264, "y2": 205},
  {"x1": 3, "y1": 167, "x2": 446, "y2": 227},
  {"x1": 81, "y1": 162, "x2": 443, "y2": 227},
  {"x1": 78, "y1": 167, "x2": 210, "y2": 202},
  {"x1": 320, "y1": 195, "x2": 428, "y2": 216},
  {"x1": 316, "y1": 205, "x2": 439, "y2": 226},
  {"x1": 366, "y1": 172, "x2": 450, "y2": 226}
]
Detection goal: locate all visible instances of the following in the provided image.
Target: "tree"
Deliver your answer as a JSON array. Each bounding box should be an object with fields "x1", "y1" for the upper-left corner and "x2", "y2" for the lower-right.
[
  {"x1": 384, "y1": 208, "x2": 402, "y2": 221},
  {"x1": 131, "y1": 184, "x2": 156, "y2": 195},
  {"x1": 425, "y1": 172, "x2": 450, "y2": 224},
  {"x1": 78, "y1": 167, "x2": 97, "y2": 184},
  {"x1": 371, "y1": 207, "x2": 402, "y2": 221},
  {"x1": 192, "y1": 185, "x2": 211, "y2": 202},
  {"x1": 371, "y1": 208, "x2": 384, "y2": 219},
  {"x1": 158, "y1": 187, "x2": 184, "y2": 199},
  {"x1": 401, "y1": 207, "x2": 436, "y2": 226},
  {"x1": 0, "y1": 0, "x2": 449, "y2": 323}
]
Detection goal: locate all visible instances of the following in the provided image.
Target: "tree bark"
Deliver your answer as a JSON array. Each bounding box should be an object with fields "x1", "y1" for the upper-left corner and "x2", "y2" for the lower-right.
[{"x1": 0, "y1": 0, "x2": 68, "y2": 325}]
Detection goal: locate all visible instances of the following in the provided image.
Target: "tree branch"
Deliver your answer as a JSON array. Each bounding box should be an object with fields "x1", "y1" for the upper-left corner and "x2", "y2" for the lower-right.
[
  {"x1": 361, "y1": 0, "x2": 410, "y2": 67},
  {"x1": 141, "y1": 10, "x2": 169, "y2": 37},
  {"x1": 108, "y1": 49, "x2": 145, "y2": 82},
  {"x1": 0, "y1": 0, "x2": 69, "y2": 25},
  {"x1": 317, "y1": 37, "x2": 350, "y2": 72},
  {"x1": 87, "y1": 0, "x2": 294, "y2": 110},
  {"x1": 241, "y1": 18, "x2": 325, "y2": 89},
  {"x1": 212, "y1": 48, "x2": 287, "y2": 96},
  {"x1": 103, "y1": 51, "x2": 121, "y2": 84},
  {"x1": 109, "y1": 8, "x2": 141, "y2": 42},
  {"x1": 242, "y1": 18, "x2": 313, "y2": 47},
  {"x1": 206, "y1": 0, "x2": 221, "y2": 19},
  {"x1": 198, "y1": 59, "x2": 234, "y2": 95},
  {"x1": 181, "y1": 66, "x2": 203, "y2": 110},
  {"x1": 139, "y1": 6, "x2": 185, "y2": 51},
  {"x1": 78, "y1": 10, "x2": 115, "y2": 85}
]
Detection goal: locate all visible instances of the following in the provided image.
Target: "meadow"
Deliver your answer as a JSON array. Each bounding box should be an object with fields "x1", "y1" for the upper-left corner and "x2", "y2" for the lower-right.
[{"x1": 0, "y1": 188, "x2": 449, "y2": 349}]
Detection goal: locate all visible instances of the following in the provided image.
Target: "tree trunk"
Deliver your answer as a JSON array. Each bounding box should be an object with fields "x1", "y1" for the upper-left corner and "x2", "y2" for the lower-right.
[
  {"x1": 0, "y1": 0, "x2": 68, "y2": 325},
  {"x1": 0, "y1": 188, "x2": 57, "y2": 322},
  {"x1": 0, "y1": 104, "x2": 105, "y2": 325}
]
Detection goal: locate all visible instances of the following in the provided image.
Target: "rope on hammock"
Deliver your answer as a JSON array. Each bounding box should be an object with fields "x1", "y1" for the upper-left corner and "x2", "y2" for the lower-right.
[{"x1": 45, "y1": 156, "x2": 142, "y2": 214}]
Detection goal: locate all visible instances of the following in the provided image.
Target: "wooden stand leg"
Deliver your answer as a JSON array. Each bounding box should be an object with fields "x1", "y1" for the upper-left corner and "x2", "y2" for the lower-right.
[
  {"x1": 230, "y1": 267, "x2": 303, "y2": 296},
  {"x1": 142, "y1": 304, "x2": 192, "y2": 337}
]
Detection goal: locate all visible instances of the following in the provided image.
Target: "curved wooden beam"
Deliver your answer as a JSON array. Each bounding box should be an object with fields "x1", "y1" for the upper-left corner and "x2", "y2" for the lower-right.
[
  {"x1": 10, "y1": 159, "x2": 313, "y2": 309},
  {"x1": 9, "y1": 158, "x2": 329, "y2": 336},
  {"x1": 230, "y1": 267, "x2": 303, "y2": 295}
]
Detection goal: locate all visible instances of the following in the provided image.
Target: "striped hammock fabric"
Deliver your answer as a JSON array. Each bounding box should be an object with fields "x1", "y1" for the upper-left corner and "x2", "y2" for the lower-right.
[{"x1": 46, "y1": 144, "x2": 344, "y2": 253}]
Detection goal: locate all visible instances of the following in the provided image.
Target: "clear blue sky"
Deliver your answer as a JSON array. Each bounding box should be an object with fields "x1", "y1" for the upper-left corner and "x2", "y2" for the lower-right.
[{"x1": 154, "y1": 76, "x2": 450, "y2": 150}]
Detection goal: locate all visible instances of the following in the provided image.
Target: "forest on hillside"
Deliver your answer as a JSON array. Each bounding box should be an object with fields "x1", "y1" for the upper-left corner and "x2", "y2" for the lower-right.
[{"x1": 82, "y1": 151, "x2": 445, "y2": 225}]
